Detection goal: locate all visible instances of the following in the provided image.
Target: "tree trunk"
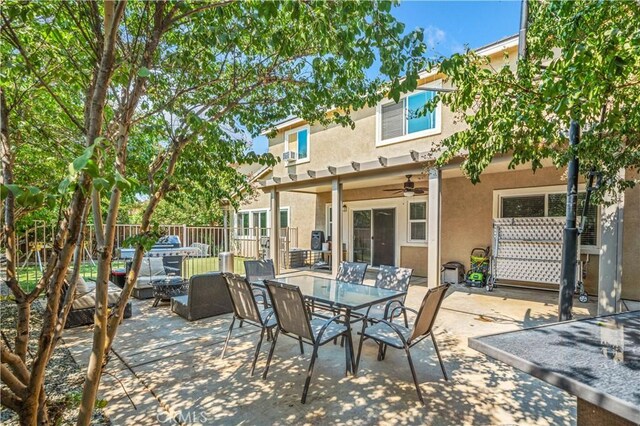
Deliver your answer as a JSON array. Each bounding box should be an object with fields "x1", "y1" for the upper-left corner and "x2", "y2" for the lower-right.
[
  {"x1": 75, "y1": 2, "x2": 127, "y2": 424},
  {"x1": 1, "y1": 88, "x2": 30, "y2": 362}
]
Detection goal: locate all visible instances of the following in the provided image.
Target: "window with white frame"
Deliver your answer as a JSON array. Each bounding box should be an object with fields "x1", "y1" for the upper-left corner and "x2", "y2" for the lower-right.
[
  {"x1": 280, "y1": 209, "x2": 289, "y2": 228},
  {"x1": 408, "y1": 201, "x2": 427, "y2": 242},
  {"x1": 497, "y1": 189, "x2": 598, "y2": 247},
  {"x1": 236, "y1": 212, "x2": 250, "y2": 237},
  {"x1": 378, "y1": 89, "x2": 439, "y2": 145},
  {"x1": 235, "y1": 208, "x2": 290, "y2": 238},
  {"x1": 284, "y1": 126, "x2": 310, "y2": 163}
]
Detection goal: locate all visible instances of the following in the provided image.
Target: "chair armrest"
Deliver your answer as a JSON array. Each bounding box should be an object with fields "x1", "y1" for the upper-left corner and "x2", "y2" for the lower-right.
[
  {"x1": 389, "y1": 304, "x2": 418, "y2": 322},
  {"x1": 376, "y1": 319, "x2": 410, "y2": 346},
  {"x1": 252, "y1": 286, "x2": 270, "y2": 307},
  {"x1": 383, "y1": 300, "x2": 405, "y2": 319},
  {"x1": 314, "y1": 313, "x2": 348, "y2": 342}
]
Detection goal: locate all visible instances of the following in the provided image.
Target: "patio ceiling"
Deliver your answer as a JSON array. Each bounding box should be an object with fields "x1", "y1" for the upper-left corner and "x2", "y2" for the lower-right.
[
  {"x1": 259, "y1": 150, "x2": 433, "y2": 193},
  {"x1": 258, "y1": 151, "x2": 556, "y2": 194}
]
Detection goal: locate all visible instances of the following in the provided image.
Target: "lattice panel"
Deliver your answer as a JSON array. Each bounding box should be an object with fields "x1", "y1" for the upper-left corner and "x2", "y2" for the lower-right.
[
  {"x1": 492, "y1": 217, "x2": 565, "y2": 285},
  {"x1": 496, "y1": 241, "x2": 562, "y2": 261},
  {"x1": 494, "y1": 217, "x2": 565, "y2": 241},
  {"x1": 494, "y1": 258, "x2": 562, "y2": 284}
]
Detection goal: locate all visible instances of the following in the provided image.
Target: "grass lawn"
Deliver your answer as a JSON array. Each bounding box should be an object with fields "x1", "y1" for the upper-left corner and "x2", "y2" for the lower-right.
[{"x1": 15, "y1": 256, "x2": 248, "y2": 293}]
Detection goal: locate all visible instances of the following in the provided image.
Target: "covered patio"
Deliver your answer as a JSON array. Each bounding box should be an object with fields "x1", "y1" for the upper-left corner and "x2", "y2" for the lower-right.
[{"x1": 62, "y1": 271, "x2": 598, "y2": 425}]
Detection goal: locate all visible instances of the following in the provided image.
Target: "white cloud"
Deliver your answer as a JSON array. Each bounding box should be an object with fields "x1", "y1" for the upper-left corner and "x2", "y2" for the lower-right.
[{"x1": 424, "y1": 26, "x2": 446, "y2": 48}]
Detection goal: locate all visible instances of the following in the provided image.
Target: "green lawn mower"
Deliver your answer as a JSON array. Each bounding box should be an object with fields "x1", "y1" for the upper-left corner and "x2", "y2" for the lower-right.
[{"x1": 465, "y1": 247, "x2": 492, "y2": 291}]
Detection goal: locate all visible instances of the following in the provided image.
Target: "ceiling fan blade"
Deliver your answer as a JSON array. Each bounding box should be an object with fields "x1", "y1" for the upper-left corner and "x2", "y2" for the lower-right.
[{"x1": 413, "y1": 189, "x2": 426, "y2": 194}]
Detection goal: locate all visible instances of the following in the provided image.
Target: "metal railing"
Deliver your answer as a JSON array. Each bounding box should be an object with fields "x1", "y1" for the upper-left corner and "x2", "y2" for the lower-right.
[{"x1": 10, "y1": 223, "x2": 298, "y2": 289}]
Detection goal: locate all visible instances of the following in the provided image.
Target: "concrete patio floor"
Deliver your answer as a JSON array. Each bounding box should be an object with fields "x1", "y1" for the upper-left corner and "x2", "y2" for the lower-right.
[{"x1": 62, "y1": 272, "x2": 598, "y2": 425}]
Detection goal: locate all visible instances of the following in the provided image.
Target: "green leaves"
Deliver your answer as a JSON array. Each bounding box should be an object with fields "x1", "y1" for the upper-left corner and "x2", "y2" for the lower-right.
[
  {"x1": 68, "y1": 144, "x2": 95, "y2": 175},
  {"x1": 137, "y1": 67, "x2": 151, "y2": 78},
  {"x1": 435, "y1": 0, "x2": 640, "y2": 194}
]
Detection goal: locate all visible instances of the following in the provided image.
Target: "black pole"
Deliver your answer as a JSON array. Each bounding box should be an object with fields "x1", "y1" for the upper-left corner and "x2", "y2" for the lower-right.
[
  {"x1": 559, "y1": 120, "x2": 580, "y2": 321},
  {"x1": 518, "y1": 0, "x2": 528, "y2": 60}
]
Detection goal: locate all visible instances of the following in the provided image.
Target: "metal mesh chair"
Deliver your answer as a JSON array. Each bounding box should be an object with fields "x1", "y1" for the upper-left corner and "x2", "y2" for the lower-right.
[
  {"x1": 362, "y1": 265, "x2": 413, "y2": 324},
  {"x1": 221, "y1": 273, "x2": 277, "y2": 376},
  {"x1": 244, "y1": 259, "x2": 275, "y2": 283},
  {"x1": 263, "y1": 280, "x2": 351, "y2": 404},
  {"x1": 355, "y1": 284, "x2": 451, "y2": 404},
  {"x1": 335, "y1": 261, "x2": 368, "y2": 284}
]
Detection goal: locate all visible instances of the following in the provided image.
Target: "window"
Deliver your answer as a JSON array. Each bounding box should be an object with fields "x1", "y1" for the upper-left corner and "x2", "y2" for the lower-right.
[
  {"x1": 236, "y1": 212, "x2": 250, "y2": 237},
  {"x1": 498, "y1": 190, "x2": 598, "y2": 246},
  {"x1": 326, "y1": 206, "x2": 333, "y2": 237},
  {"x1": 235, "y1": 208, "x2": 290, "y2": 238},
  {"x1": 408, "y1": 201, "x2": 427, "y2": 242},
  {"x1": 378, "y1": 88, "x2": 439, "y2": 145},
  {"x1": 280, "y1": 209, "x2": 289, "y2": 228},
  {"x1": 253, "y1": 211, "x2": 268, "y2": 236},
  {"x1": 284, "y1": 126, "x2": 310, "y2": 163}
]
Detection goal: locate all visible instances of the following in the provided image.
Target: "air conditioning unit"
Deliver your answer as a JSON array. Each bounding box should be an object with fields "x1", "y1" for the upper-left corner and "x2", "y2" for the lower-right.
[{"x1": 282, "y1": 151, "x2": 298, "y2": 162}]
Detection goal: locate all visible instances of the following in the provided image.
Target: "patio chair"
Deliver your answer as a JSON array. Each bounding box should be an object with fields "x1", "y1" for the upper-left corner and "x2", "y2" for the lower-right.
[
  {"x1": 244, "y1": 259, "x2": 275, "y2": 308},
  {"x1": 355, "y1": 283, "x2": 451, "y2": 405},
  {"x1": 263, "y1": 280, "x2": 351, "y2": 404},
  {"x1": 220, "y1": 273, "x2": 277, "y2": 376},
  {"x1": 335, "y1": 261, "x2": 368, "y2": 284},
  {"x1": 170, "y1": 273, "x2": 232, "y2": 321},
  {"x1": 364, "y1": 265, "x2": 413, "y2": 324},
  {"x1": 244, "y1": 259, "x2": 275, "y2": 283}
]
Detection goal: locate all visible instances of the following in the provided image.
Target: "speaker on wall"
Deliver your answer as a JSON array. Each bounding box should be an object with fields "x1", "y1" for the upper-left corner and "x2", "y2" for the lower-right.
[{"x1": 311, "y1": 230, "x2": 325, "y2": 251}]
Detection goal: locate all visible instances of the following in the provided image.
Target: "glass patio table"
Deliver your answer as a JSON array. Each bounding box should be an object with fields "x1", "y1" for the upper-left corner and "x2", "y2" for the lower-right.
[{"x1": 253, "y1": 274, "x2": 406, "y2": 374}]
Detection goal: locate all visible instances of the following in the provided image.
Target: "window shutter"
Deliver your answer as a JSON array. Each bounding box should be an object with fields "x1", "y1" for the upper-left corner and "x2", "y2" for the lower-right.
[{"x1": 381, "y1": 101, "x2": 404, "y2": 140}]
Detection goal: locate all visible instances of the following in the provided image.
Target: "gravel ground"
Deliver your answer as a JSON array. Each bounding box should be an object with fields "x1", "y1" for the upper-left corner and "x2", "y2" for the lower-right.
[{"x1": 1, "y1": 299, "x2": 110, "y2": 425}]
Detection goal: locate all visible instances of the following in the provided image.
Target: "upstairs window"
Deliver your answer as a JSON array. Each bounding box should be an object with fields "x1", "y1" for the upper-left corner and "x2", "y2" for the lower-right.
[
  {"x1": 284, "y1": 126, "x2": 310, "y2": 163},
  {"x1": 378, "y1": 89, "x2": 439, "y2": 145}
]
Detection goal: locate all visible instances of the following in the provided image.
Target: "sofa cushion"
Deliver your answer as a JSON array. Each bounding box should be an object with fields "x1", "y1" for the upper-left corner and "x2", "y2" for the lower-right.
[
  {"x1": 66, "y1": 270, "x2": 90, "y2": 295},
  {"x1": 140, "y1": 257, "x2": 166, "y2": 278},
  {"x1": 72, "y1": 282, "x2": 122, "y2": 310}
]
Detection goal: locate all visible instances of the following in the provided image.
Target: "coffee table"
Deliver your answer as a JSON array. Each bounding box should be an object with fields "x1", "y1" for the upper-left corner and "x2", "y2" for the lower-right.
[{"x1": 150, "y1": 278, "x2": 188, "y2": 307}]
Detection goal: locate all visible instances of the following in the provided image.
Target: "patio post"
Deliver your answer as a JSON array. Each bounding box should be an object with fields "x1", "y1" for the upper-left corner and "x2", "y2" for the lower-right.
[
  {"x1": 270, "y1": 188, "x2": 280, "y2": 274},
  {"x1": 427, "y1": 168, "x2": 441, "y2": 288},
  {"x1": 331, "y1": 178, "x2": 343, "y2": 276},
  {"x1": 597, "y1": 170, "x2": 625, "y2": 314},
  {"x1": 223, "y1": 207, "x2": 229, "y2": 252}
]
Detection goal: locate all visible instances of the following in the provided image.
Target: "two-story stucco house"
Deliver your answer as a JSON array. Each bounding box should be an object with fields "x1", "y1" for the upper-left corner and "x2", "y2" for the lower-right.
[{"x1": 233, "y1": 35, "x2": 640, "y2": 311}]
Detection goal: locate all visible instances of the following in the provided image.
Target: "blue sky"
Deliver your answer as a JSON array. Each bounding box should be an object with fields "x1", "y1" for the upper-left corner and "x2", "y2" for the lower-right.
[{"x1": 249, "y1": 0, "x2": 521, "y2": 154}]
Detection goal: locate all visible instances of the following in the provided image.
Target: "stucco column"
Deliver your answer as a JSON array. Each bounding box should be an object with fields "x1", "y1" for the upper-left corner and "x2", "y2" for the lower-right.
[
  {"x1": 597, "y1": 176, "x2": 625, "y2": 314},
  {"x1": 427, "y1": 168, "x2": 442, "y2": 288},
  {"x1": 331, "y1": 178, "x2": 343, "y2": 276},
  {"x1": 270, "y1": 188, "x2": 280, "y2": 275}
]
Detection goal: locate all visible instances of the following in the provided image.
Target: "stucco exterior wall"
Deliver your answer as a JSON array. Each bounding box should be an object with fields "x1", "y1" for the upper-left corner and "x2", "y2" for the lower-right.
[{"x1": 440, "y1": 167, "x2": 602, "y2": 295}]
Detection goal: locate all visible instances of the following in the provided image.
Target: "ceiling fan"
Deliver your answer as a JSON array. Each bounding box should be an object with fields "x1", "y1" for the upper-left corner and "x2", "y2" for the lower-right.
[{"x1": 383, "y1": 175, "x2": 427, "y2": 197}]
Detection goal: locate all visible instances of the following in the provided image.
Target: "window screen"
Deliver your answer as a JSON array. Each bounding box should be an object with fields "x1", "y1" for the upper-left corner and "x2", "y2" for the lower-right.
[
  {"x1": 548, "y1": 193, "x2": 597, "y2": 246},
  {"x1": 501, "y1": 195, "x2": 545, "y2": 218},
  {"x1": 381, "y1": 101, "x2": 404, "y2": 140}
]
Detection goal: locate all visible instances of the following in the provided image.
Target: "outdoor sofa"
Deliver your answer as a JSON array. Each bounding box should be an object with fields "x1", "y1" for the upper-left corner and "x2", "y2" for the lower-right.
[
  {"x1": 64, "y1": 272, "x2": 132, "y2": 329},
  {"x1": 132, "y1": 257, "x2": 181, "y2": 299},
  {"x1": 170, "y1": 272, "x2": 233, "y2": 321}
]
